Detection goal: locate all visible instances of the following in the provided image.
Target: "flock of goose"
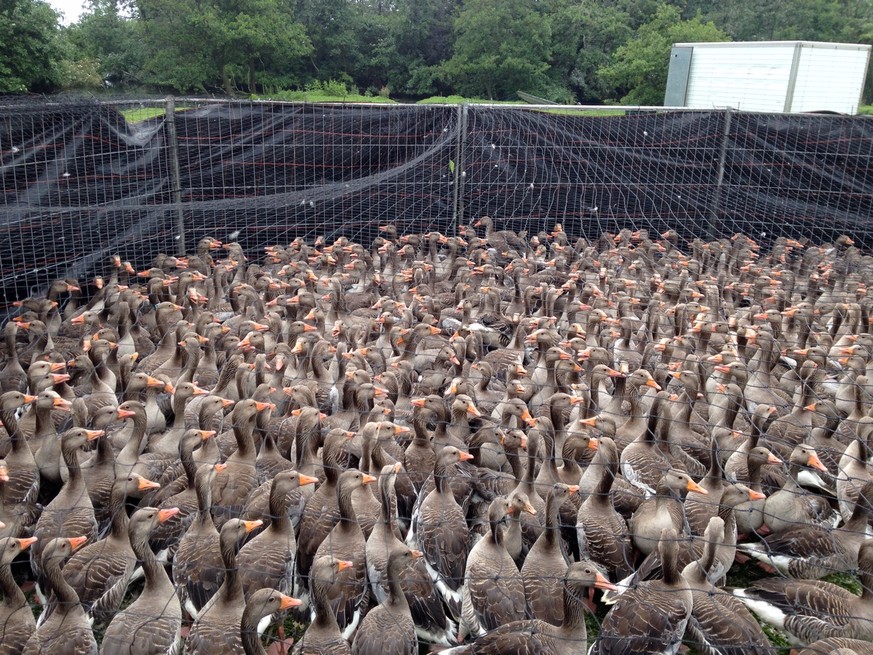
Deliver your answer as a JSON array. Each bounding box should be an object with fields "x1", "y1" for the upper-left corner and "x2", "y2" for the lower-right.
[{"x1": 1, "y1": 221, "x2": 873, "y2": 654}]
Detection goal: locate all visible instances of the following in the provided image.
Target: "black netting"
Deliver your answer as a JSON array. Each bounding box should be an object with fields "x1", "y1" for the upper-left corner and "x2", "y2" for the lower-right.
[{"x1": 3, "y1": 99, "x2": 873, "y2": 310}]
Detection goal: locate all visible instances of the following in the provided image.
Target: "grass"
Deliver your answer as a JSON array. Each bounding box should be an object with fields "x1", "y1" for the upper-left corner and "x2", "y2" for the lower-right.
[
  {"x1": 252, "y1": 91, "x2": 393, "y2": 103},
  {"x1": 416, "y1": 95, "x2": 525, "y2": 105},
  {"x1": 859, "y1": 105, "x2": 873, "y2": 115},
  {"x1": 120, "y1": 107, "x2": 168, "y2": 122}
]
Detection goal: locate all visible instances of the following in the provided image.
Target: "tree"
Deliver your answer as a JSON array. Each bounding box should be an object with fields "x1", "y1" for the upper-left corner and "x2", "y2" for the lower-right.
[
  {"x1": 384, "y1": 0, "x2": 461, "y2": 96},
  {"x1": 598, "y1": 4, "x2": 729, "y2": 105},
  {"x1": 545, "y1": 0, "x2": 635, "y2": 103},
  {"x1": 0, "y1": 0, "x2": 65, "y2": 92},
  {"x1": 440, "y1": 0, "x2": 552, "y2": 100},
  {"x1": 136, "y1": 0, "x2": 311, "y2": 94},
  {"x1": 293, "y1": 0, "x2": 357, "y2": 82},
  {"x1": 66, "y1": 0, "x2": 146, "y2": 88}
]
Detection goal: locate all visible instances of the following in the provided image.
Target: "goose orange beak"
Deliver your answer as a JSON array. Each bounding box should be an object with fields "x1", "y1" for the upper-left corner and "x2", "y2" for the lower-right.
[
  {"x1": 138, "y1": 477, "x2": 161, "y2": 491},
  {"x1": 299, "y1": 474, "x2": 319, "y2": 486},
  {"x1": 279, "y1": 594, "x2": 303, "y2": 610},
  {"x1": 594, "y1": 571, "x2": 618, "y2": 592},
  {"x1": 68, "y1": 536, "x2": 88, "y2": 551},
  {"x1": 52, "y1": 397, "x2": 72, "y2": 409},
  {"x1": 807, "y1": 452, "x2": 827, "y2": 472},
  {"x1": 158, "y1": 508, "x2": 180, "y2": 522},
  {"x1": 337, "y1": 559, "x2": 354, "y2": 571},
  {"x1": 458, "y1": 451, "x2": 475, "y2": 462},
  {"x1": 214, "y1": 462, "x2": 228, "y2": 473},
  {"x1": 748, "y1": 489, "x2": 766, "y2": 501},
  {"x1": 243, "y1": 520, "x2": 263, "y2": 533},
  {"x1": 18, "y1": 537, "x2": 37, "y2": 550},
  {"x1": 687, "y1": 480, "x2": 708, "y2": 494},
  {"x1": 84, "y1": 429, "x2": 104, "y2": 441},
  {"x1": 767, "y1": 453, "x2": 782, "y2": 466},
  {"x1": 587, "y1": 438, "x2": 599, "y2": 450}
]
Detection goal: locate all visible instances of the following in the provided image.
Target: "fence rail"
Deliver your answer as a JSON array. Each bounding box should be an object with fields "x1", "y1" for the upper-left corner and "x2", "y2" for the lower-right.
[{"x1": 2, "y1": 98, "x2": 872, "y2": 309}]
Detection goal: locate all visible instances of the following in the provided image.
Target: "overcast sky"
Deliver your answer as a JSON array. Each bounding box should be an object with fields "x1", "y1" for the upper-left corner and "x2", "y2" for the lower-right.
[{"x1": 48, "y1": 0, "x2": 86, "y2": 24}]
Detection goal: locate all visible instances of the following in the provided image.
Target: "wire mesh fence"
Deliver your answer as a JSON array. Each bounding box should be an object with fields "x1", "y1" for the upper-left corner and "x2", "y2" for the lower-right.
[
  {"x1": 2, "y1": 98, "x2": 873, "y2": 311},
  {"x1": 3, "y1": 97, "x2": 873, "y2": 654}
]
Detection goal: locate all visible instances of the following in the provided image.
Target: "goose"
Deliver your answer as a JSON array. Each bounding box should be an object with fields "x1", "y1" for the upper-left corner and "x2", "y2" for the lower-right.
[
  {"x1": 590, "y1": 527, "x2": 693, "y2": 655},
  {"x1": 522, "y1": 482, "x2": 577, "y2": 625},
  {"x1": 407, "y1": 446, "x2": 473, "y2": 621},
  {"x1": 313, "y1": 468, "x2": 375, "y2": 638},
  {"x1": 211, "y1": 398, "x2": 269, "y2": 528},
  {"x1": 0, "y1": 535, "x2": 38, "y2": 655},
  {"x1": 760, "y1": 444, "x2": 830, "y2": 534},
  {"x1": 797, "y1": 639, "x2": 873, "y2": 655},
  {"x1": 619, "y1": 389, "x2": 673, "y2": 492},
  {"x1": 629, "y1": 469, "x2": 707, "y2": 556},
  {"x1": 0, "y1": 322, "x2": 27, "y2": 393},
  {"x1": 0, "y1": 391, "x2": 40, "y2": 535},
  {"x1": 100, "y1": 506, "x2": 183, "y2": 655},
  {"x1": 576, "y1": 437, "x2": 634, "y2": 579},
  {"x1": 737, "y1": 480, "x2": 873, "y2": 579},
  {"x1": 366, "y1": 463, "x2": 455, "y2": 646},
  {"x1": 31, "y1": 428, "x2": 102, "y2": 586},
  {"x1": 184, "y1": 518, "x2": 265, "y2": 655},
  {"x1": 172, "y1": 462, "x2": 227, "y2": 617},
  {"x1": 732, "y1": 540, "x2": 873, "y2": 646},
  {"x1": 58, "y1": 474, "x2": 161, "y2": 624},
  {"x1": 733, "y1": 446, "x2": 783, "y2": 536},
  {"x1": 351, "y1": 545, "x2": 421, "y2": 655},
  {"x1": 440, "y1": 560, "x2": 616, "y2": 655},
  {"x1": 614, "y1": 483, "x2": 764, "y2": 598},
  {"x1": 295, "y1": 428, "x2": 354, "y2": 592},
  {"x1": 241, "y1": 588, "x2": 302, "y2": 655},
  {"x1": 293, "y1": 556, "x2": 353, "y2": 655},
  {"x1": 146, "y1": 428, "x2": 216, "y2": 560},
  {"x1": 837, "y1": 416, "x2": 873, "y2": 523},
  {"x1": 458, "y1": 496, "x2": 527, "y2": 641},
  {"x1": 681, "y1": 517, "x2": 774, "y2": 655},
  {"x1": 22, "y1": 536, "x2": 94, "y2": 655},
  {"x1": 236, "y1": 470, "x2": 318, "y2": 601}
]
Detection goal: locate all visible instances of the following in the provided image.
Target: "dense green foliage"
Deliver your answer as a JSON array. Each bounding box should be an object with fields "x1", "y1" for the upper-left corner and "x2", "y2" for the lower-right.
[{"x1": 5, "y1": 0, "x2": 873, "y2": 103}]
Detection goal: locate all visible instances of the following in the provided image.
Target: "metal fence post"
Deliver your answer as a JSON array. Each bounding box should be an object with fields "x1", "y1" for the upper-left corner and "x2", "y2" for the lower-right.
[
  {"x1": 165, "y1": 96, "x2": 185, "y2": 256},
  {"x1": 451, "y1": 103, "x2": 470, "y2": 235},
  {"x1": 709, "y1": 107, "x2": 732, "y2": 240}
]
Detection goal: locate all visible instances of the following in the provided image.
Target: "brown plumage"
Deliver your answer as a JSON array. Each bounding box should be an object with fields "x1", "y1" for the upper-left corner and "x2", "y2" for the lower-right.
[
  {"x1": 293, "y1": 556, "x2": 353, "y2": 655},
  {"x1": 0, "y1": 535, "x2": 38, "y2": 655},
  {"x1": 22, "y1": 537, "x2": 95, "y2": 655},
  {"x1": 185, "y1": 518, "x2": 264, "y2": 655},
  {"x1": 172, "y1": 462, "x2": 227, "y2": 616},
  {"x1": 100, "y1": 506, "x2": 183, "y2": 655},
  {"x1": 590, "y1": 527, "x2": 693, "y2": 655},
  {"x1": 237, "y1": 469, "x2": 318, "y2": 599}
]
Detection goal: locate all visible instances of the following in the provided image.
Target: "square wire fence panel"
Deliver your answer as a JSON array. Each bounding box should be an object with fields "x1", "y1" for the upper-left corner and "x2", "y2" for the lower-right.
[{"x1": 2, "y1": 99, "x2": 873, "y2": 310}]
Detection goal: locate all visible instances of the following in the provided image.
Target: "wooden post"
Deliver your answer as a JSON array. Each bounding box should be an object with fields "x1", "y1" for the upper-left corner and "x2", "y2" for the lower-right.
[{"x1": 165, "y1": 96, "x2": 185, "y2": 255}]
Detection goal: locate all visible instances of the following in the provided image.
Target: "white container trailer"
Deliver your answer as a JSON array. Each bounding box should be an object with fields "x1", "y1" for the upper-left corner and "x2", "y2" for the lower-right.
[{"x1": 664, "y1": 41, "x2": 871, "y2": 114}]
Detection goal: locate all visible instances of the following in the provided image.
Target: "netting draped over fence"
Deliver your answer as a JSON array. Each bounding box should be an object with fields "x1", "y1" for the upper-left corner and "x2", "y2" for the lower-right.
[{"x1": 2, "y1": 99, "x2": 873, "y2": 308}]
